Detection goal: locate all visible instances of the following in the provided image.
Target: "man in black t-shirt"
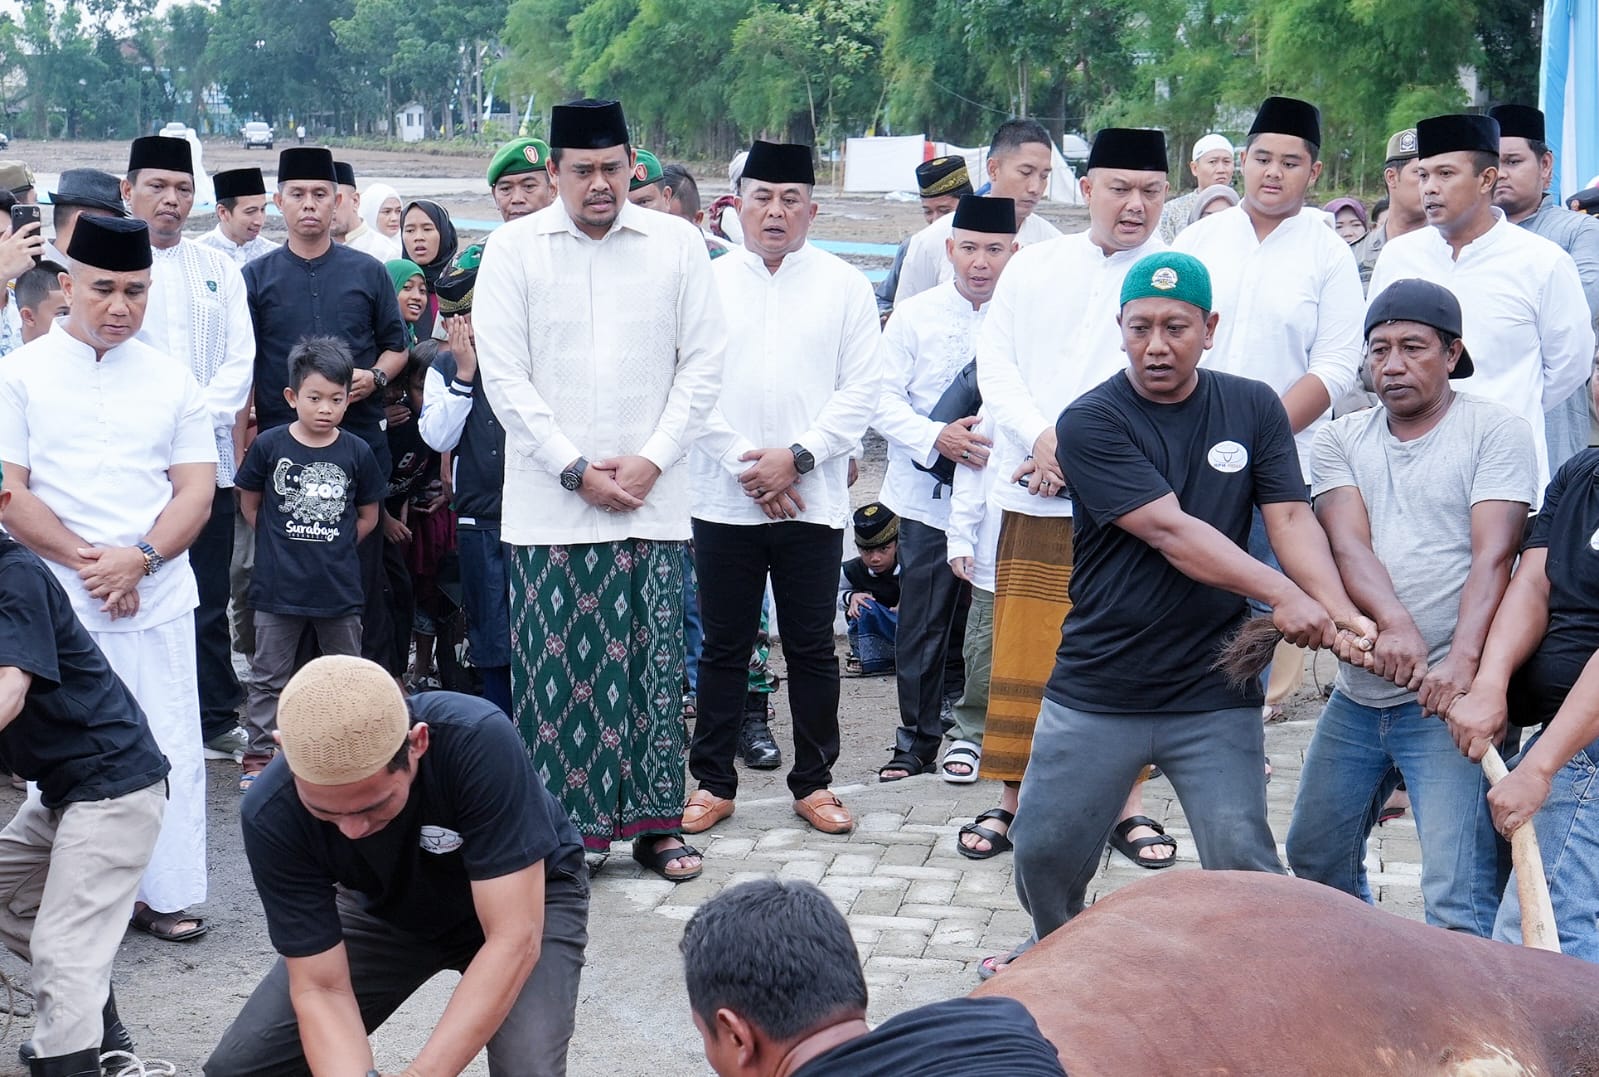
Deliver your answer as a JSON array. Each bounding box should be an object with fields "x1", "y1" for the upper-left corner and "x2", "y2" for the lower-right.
[
  {"x1": 0, "y1": 473, "x2": 170, "y2": 1076},
  {"x1": 1008, "y1": 252, "x2": 1377, "y2": 946},
  {"x1": 205, "y1": 656, "x2": 589, "y2": 1077},
  {"x1": 683, "y1": 879, "x2": 1065, "y2": 1077},
  {"x1": 1445, "y1": 397, "x2": 1599, "y2": 960}
]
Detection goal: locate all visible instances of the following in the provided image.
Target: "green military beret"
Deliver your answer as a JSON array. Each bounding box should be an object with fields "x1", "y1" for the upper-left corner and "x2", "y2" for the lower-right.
[
  {"x1": 630, "y1": 149, "x2": 664, "y2": 191},
  {"x1": 487, "y1": 138, "x2": 551, "y2": 188}
]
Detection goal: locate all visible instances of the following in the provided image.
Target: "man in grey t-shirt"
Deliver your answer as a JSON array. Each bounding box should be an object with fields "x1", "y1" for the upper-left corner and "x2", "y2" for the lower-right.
[{"x1": 1286, "y1": 279, "x2": 1536, "y2": 936}]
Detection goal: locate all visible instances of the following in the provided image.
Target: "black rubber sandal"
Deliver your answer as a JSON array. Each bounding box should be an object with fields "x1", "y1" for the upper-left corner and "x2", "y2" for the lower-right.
[
  {"x1": 957, "y1": 807, "x2": 1015, "y2": 860},
  {"x1": 878, "y1": 750, "x2": 936, "y2": 782},
  {"x1": 631, "y1": 838, "x2": 703, "y2": 883},
  {"x1": 1110, "y1": 814, "x2": 1177, "y2": 869}
]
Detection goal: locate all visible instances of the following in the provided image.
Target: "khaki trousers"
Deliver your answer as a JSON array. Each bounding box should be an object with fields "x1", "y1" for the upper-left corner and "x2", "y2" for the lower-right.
[{"x1": 0, "y1": 782, "x2": 165, "y2": 1055}]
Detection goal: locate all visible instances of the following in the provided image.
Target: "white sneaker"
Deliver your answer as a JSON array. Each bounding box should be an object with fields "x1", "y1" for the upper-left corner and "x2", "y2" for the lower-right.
[{"x1": 202, "y1": 725, "x2": 248, "y2": 762}]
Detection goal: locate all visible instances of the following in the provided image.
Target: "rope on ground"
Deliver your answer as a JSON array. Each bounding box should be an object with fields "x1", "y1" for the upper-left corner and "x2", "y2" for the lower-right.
[{"x1": 100, "y1": 1050, "x2": 177, "y2": 1076}]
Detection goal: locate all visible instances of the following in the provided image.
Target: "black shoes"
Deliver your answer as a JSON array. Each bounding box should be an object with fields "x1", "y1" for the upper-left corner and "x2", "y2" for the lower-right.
[
  {"x1": 738, "y1": 694, "x2": 782, "y2": 769},
  {"x1": 20, "y1": 990, "x2": 132, "y2": 1071}
]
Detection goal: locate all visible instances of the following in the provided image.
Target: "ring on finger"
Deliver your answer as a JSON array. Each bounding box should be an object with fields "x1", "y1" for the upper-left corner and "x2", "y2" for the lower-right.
[{"x1": 960, "y1": 450, "x2": 970, "y2": 460}]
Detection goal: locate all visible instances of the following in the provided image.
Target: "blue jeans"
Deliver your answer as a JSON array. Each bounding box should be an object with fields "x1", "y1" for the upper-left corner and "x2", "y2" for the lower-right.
[
  {"x1": 848, "y1": 602, "x2": 897, "y2": 674},
  {"x1": 682, "y1": 546, "x2": 703, "y2": 694},
  {"x1": 1493, "y1": 730, "x2": 1599, "y2": 961},
  {"x1": 1287, "y1": 690, "x2": 1501, "y2": 935}
]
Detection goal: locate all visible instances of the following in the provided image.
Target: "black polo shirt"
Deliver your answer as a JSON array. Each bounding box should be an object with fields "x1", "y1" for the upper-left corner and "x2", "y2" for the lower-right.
[
  {"x1": 1048, "y1": 369, "x2": 1306, "y2": 713},
  {"x1": 0, "y1": 537, "x2": 169, "y2": 808},
  {"x1": 243, "y1": 242, "x2": 408, "y2": 474},
  {"x1": 793, "y1": 997, "x2": 1066, "y2": 1076},
  {"x1": 1510, "y1": 449, "x2": 1599, "y2": 726},
  {"x1": 241, "y1": 691, "x2": 585, "y2": 958}
]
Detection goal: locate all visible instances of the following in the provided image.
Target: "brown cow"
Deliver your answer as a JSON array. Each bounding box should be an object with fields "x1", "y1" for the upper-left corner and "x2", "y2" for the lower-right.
[{"x1": 976, "y1": 871, "x2": 1599, "y2": 1076}]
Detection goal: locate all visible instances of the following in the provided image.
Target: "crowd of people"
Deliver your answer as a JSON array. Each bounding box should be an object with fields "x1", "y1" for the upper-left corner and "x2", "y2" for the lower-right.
[{"x1": 0, "y1": 85, "x2": 1595, "y2": 1075}]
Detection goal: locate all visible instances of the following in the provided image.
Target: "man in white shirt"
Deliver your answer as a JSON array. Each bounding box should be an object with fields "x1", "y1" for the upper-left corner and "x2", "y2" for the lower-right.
[
  {"x1": 0, "y1": 216, "x2": 218, "y2": 944},
  {"x1": 1369, "y1": 112, "x2": 1593, "y2": 494},
  {"x1": 894, "y1": 120, "x2": 1062, "y2": 304},
  {"x1": 1490, "y1": 103, "x2": 1599, "y2": 470},
  {"x1": 679, "y1": 140, "x2": 880, "y2": 840},
  {"x1": 958, "y1": 128, "x2": 1171, "y2": 872},
  {"x1": 197, "y1": 167, "x2": 279, "y2": 266},
  {"x1": 334, "y1": 161, "x2": 400, "y2": 262},
  {"x1": 475, "y1": 98, "x2": 724, "y2": 883},
  {"x1": 124, "y1": 135, "x2": 257, "y2": 776},
  {"x1": 874, "y1": 195, "x2": 1017, "y2": 782}
]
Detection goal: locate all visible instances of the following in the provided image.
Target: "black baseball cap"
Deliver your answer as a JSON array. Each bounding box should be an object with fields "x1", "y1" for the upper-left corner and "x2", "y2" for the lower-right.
[{"x1": 1365, "y1": 278, "x2": 1474, "y2": 378}]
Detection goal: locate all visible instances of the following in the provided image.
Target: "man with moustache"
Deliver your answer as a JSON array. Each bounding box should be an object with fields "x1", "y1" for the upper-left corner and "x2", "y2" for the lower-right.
[
  {"x1": 953, "y1": 130, "x2": 1170, "y2": 875},
  {"x1": 1008, "y1": 251, "x2": 1374, "y2": 946},
  {"x1": 678, "y1": 141, "x2": 879, "y2": 842},
  {"x1": 124, "y1": 135, "x2": 257, "y2": 777},
  {"x1": 1490, "y1": 103, "x2": 1599, "y2": 468},
  {"x1": 242, "y1": 147, "x2": 410, "y2": 671},
  {"x1": 894, "y1": 121, "x2": 1061, "y2": 304},
  {"x1": 488, "y1": 136, "x2": 557, "y2": 222},
  {"x1": 1369, "y1": 113, "x2": 1592, "y2": 494},
  {"x1": 873, "y1": 195, "x2": 1017, "y2": 783},
  {"x1": 198, "y1": 167, "x2": 280, "y2": 266},
  {"x1": 474, "y1": 99, "x2": 723, "y2": 882}
]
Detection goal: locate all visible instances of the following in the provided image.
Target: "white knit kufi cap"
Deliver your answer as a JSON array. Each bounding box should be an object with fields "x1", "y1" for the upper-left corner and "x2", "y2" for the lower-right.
[
  {"x1": 278, "y1": 655, "x2": 410, "y2": 786},
  {"x1": 1191, "y1": 133, "x2": 1234, "y2": 161}
]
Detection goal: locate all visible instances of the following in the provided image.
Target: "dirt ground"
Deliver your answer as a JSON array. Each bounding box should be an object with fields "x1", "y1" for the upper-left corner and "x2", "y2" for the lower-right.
[{"x1": 0, "y1": 140, "x2": 1101, "y2": 1073}]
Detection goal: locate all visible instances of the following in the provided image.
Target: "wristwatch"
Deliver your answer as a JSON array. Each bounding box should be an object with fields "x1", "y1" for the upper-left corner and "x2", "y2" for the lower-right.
[
  {"x1": 789, "y1": 443, "x2": 815, "y2": 475},
  {"x1": 136, "y1": 541, "x2": 164, "y2": 576},
  {"x1": 560, "y1": 456, "x2": 590, "y2": 492},
  {"x1": 370, "y1": 367, "x2": 390, "y2": 391}
]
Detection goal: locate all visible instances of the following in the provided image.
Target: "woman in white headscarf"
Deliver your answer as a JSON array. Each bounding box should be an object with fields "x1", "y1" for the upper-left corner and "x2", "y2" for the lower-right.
[{"x1": 360, "y1": 182, "x2": 404, "y2": 251}]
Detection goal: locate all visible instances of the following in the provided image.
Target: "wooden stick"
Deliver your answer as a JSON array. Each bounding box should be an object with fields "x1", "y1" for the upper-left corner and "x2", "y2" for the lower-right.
[{"x1": 1480, "y1": 745, "x2": 1561, "y2": 953}]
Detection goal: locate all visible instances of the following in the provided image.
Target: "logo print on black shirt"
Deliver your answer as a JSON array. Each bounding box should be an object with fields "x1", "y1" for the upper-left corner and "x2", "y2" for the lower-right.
[
  {"x1": 1207, "y1": 440, "x2": 1248, "y2": 474},
  {"x1": 272, "y1": 458, "x2": 352, "y2": 541}
]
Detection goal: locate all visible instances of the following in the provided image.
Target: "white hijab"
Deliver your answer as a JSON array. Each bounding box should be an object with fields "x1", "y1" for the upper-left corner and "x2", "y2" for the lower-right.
[{"x1": 359, "y1": 182, "x2": 402, "y2": 238}]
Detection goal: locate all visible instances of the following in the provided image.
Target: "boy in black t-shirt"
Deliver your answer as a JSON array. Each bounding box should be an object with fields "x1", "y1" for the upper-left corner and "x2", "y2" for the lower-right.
[
  {"x1": 0, "y1": 466, "x2": 171, "y2": 1075},
  {"x1": 206, "y1": 656, "x2": 588, "y2": 1077},
  {"x1": 235, "y1": 337, "x2": 384, "y2": 792},
  {"x1": 839, "y1": 502, "x2": 901, "y2": 675},
  {"x1": 1007, "y1": 253, "x2": 1377, "y2": 949}
]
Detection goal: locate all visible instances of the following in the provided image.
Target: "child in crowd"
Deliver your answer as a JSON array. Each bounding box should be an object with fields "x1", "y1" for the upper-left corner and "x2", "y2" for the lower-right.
[
  {"x1": 840, "y1": 502, "x2": 901, "y2": 676},
  {"x1": 234, "y1": 337, "x2": 383, "y2": 791},
  {"x1": 13, "y1": 260, "x2": 67, "y2": 344},
  {"x1": 383, "y1": 342, "x2": 456, "y2": 690}
]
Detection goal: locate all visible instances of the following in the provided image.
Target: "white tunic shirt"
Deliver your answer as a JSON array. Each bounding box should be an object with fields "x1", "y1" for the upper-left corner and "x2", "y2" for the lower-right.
[
  {"x1": 1368, "y1": 211, "x2": 1595, "y2": 493},
  {"x1": 946, "y1": 417, "x2": 1002, "y2": 592},
  {"x1": 475, "y1": 200, "x2": 724, "y2": 546},
  {"x1": 874, "y1": 281, "x2": 986, "y2": 530},
  {"x1": 195, "y1": 225, "x2": 278, "y2": 267},
  {"x1": 976, "y1": 229, "x2": 1166, "y2": 520},
  {"x1": 692, "y1": 244, "x2": 881, "y2": 530},
  {"x1": 1173, "y1": 204, "x2": 1364, "y2": 481},
  {"x1": 894, "y1": 211, "x2": 1061, "y2": 305},
  {"x1": 343, "y1": 223, "x2": 400, "y2": 263},
  {"x1": 138, "y1": 239, "x2": 254, "y2": 484},
  {"x1": 0, "y1": 323, "x2": 217, "y2": 632}
]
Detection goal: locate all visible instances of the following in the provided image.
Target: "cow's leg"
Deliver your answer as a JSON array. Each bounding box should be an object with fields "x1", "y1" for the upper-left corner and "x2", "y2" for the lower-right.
[
  {"x1": 1156, "y1": 704, "x2": 1284, "y2": 874},
  {"x1": 1012, "y1": 699, "x2": 1148, "y2": 941}
]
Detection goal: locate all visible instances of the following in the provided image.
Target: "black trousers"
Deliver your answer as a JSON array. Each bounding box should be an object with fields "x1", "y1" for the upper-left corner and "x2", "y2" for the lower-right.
[
  {"x1": 893, "y1": 518, "x2": 969, "y2": 760},
  {"x1": 192, "y1": 486, "x2": 242, "y2": 741},
  {"x1": 689, "y1": 519, "x2": 842, "y2": 800}
]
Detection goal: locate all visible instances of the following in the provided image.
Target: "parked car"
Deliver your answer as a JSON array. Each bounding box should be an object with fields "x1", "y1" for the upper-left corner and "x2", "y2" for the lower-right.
[
  {"x1": 241, "y1": 121, "x2": 273, "y2": 150},
  {"x1": 160, "y1": 121, "x2": 191, "y2": 138}
]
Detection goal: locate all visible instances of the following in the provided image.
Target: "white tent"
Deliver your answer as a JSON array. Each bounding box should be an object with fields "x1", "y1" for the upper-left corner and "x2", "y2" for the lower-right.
[{"x1": 842, "y1": 134, "x2": 1083, "y2": 205}]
